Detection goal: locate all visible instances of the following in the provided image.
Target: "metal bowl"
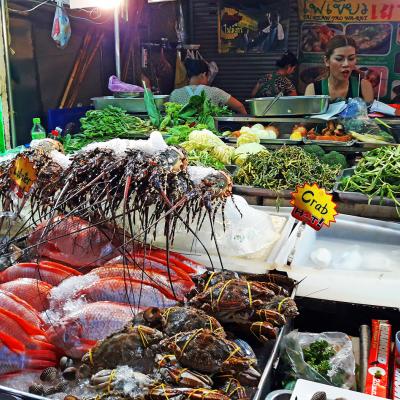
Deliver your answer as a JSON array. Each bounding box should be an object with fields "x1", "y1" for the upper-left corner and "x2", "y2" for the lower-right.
[
  {"x1": 246, "y1": 95, "x2": 330, "y2": 116},
  {"x1": 113, "y1": 92, "x2": 143, "y2": 98}
]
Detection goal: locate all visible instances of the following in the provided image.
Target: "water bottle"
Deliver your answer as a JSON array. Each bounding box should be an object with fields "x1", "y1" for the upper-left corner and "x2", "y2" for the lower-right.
[{"x1": 31, "y1": 117, "x2": 46, "y2": 140}]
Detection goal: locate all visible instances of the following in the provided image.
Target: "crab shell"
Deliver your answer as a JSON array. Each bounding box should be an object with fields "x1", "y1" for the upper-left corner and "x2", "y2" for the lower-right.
[
  {"x1": 161, "y1": 329, "x2": 260, "y2": 386},
  {"x1": 81, "y1": 325, "x2": 163, "y2": 373},
  {"x1": 189, "y1": 279, "x2": 276, "y2": 322},
  {"x1": 161, "y1": 306, "x2": 225, "y2": 337}
]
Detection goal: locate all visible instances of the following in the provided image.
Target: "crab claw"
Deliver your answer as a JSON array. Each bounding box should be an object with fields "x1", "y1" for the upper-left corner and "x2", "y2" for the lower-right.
[
  {"x1": 149, "y1": 386, "x2": 230, "y2": 400},
  {"x1": 250, "y1": 321, "x2": 278, "y2": 342},
  {"x1": 90, "y1": 369, "x2": 116, "y2": 391},
  {"x1": 221, "y1": 357, "x2": 261, "y2": 386},
  {"x1": 256, "y1": 309, "x2": 286, "y2": 327},
  {"x1": 155, "y1": 354, "x2": 213, "y2": 389}
]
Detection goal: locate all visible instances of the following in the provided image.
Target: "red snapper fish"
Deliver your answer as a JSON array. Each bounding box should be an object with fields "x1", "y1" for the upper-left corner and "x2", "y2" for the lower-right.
[
  {"x1": 27, "y1": 215, "x2": 121, "y2": 268},
  {"x1": 89, "y1": 264, "x2": 195, "y2": 301},
  {"x1": 0, "y1": 331, "x2": 56, "y2": 376},
  {"x1": 46, "y1": 301, "x2": 137, "y2": 358},
  {"x1": 0, "y1": 261, "x2": 81, "y2": 286},
  {"x1": 0, "y1": 307, "x2": 55, "y2": 352},
  {"x1": 0, "y1": 290, "x2": 44, "y2": 328},
  {"x1": 74, "y1": 277, "x2": 178, "y2": 308},
  {"x1": 0, "y1": 278, "x2": 52, "y2": 312}
]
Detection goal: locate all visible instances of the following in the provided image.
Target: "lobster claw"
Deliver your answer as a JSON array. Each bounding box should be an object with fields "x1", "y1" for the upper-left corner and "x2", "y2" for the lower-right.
[{"x1": 250, "y1": 321, "x2": 278, "y2": 342}]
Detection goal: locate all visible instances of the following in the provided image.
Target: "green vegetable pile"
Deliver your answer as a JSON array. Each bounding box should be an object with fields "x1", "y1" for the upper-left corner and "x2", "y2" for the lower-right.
[
  {"x1": 186, "y1": 150, "x2": 225, "y2": 170},
  {"x1": 235, "y1": 146, "x2": 341, "y2": 191},
  {"x1": 303, "y1": 145, "x2": 347, "y2": 169},
  {"x1": 339, "y1": 145, "x2": 400, "y2": 214},
  {"x1": 62, "y1": 106, "x2": 153, "y2": 153},
  {"x1": 147, "y1": 91, "x2": 232, "y2": 134},
  {"x1": 303, "y1": 340, "x2": 335, "y2": 379}
]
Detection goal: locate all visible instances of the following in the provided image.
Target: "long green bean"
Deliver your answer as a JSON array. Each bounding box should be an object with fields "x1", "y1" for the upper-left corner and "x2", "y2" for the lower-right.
[{"x1": 235, "y1": 146, "x2": 340, "y2": 191}]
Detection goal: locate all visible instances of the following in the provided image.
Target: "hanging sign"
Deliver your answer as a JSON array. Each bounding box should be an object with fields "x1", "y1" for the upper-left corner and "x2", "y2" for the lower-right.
[
  {"x1": 290, "y1": 183, "x2": 338, "y2": 231},
  {"x1": 297, "y1": 0, "x2": 400, "y2": 102},
  {"x1": 299, "y1": 0, "x2": 400, "y2": 22},
  {"x1": 9, "y1": 155, "x2": 37, "y2": 198}
]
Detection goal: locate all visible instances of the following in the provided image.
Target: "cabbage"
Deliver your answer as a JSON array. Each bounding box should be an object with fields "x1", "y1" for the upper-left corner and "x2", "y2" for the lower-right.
[
  {"x1": 187, "y1": 129, "x2": 224, "y2": 150},
  {"x1": 239, "y1": 126, "x2": 252, "y2": 134},
  {"x1": 233, "y1": 143, "x2": 267, "y2": 166},
  {"x1": 211, "y1": 145, "x2": 235, "y2": 165},
  {"x1": 254, "y1": 126, "x2": 279, "y2": 140},
  {"x1": 180, "y1": 141, "x2": 197, "y2": 152},
  {"x1": 251, "y1": 123, "x2": 265, "y2": 131},
  {"x1": 237, "y1": 132, "x2": 260, "y2": 147}
]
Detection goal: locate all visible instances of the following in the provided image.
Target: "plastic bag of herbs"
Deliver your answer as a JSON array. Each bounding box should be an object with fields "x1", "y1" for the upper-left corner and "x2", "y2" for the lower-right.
[{"x1": 279, "y1": 331, "x2": 356, "y2": 390}]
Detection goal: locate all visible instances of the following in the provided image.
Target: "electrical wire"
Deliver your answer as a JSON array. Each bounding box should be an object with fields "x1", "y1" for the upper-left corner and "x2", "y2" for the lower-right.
[
  {"x1": 8, "y1": 0, "x2": 51, "y2": 13},
  {"x1": 8, "y1": 0, "x2": 108, "y2": 24}
]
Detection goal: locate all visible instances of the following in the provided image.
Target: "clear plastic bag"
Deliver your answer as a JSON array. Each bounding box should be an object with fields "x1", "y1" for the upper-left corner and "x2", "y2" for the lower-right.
[
  {"x1": 281, "y1": 331, "x2": 356, "y2": 390},
  {"x1": 339, "y1": 98, "x2": 381, "y2": 135},
  {"x1": 108, "y1": 76, "x2": 144, "y2": 94},
  {"x1": 51, "y1": 2, "x2": 71, "y2": 49}
]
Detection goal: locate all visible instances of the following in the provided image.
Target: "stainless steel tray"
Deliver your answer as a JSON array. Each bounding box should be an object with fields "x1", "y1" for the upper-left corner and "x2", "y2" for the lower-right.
[
  {"x1": 303, "y1": 138, "x2": 356, "y2": 147},
  {"x1": 91, "y1": 95, "x2": 169, "y2": 113},
  {"x1": 0, "y1": 385, "x2": 47, "y2": 400},
  {"x1": 225, "y1": 137, "x2": 302, "y2": 145},
  {"x1": 246, "y1": 96, "x2": 329, "y2": 117},
  {"x1": 233, "y1": 184, "x2": 293, "y2": 199},
  {"x1": 334, "y1": 168, "x2": 400, "y2": 206}
]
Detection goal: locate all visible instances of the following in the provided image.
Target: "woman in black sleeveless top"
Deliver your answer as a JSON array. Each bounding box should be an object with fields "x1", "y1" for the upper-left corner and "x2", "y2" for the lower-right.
[{"x1": 305, "y1": 35, "x2": 374, "y2": 103}]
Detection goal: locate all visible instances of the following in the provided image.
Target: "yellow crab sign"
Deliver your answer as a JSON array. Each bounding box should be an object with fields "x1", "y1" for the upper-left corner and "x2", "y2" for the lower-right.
[
  {"x1": 290, "y1": 183, "x2": 337, "y2": 231},
  {"x1": 9, "y1": 155, "x2": 37, "y2": 198}
]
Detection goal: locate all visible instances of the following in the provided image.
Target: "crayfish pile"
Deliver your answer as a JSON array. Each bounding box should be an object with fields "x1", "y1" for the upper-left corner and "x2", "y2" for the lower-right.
[{"x1": 0, "y1": 133, "x2": 233, "y2": 268}]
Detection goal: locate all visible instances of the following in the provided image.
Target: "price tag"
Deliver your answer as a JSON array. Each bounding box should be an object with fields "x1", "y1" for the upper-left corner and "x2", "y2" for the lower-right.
[
  {"x1": 290, "y1": 183, "x2": 338, "y2": 231},
  {"x1": 9, "y1": 155, "x2": 37, "y2": 198}
]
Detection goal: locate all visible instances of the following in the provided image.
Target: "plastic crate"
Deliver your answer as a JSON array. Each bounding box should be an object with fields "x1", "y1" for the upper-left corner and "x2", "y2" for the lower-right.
[{"x1": 47, "y1": 106, "x2": 92, "y2": 134}]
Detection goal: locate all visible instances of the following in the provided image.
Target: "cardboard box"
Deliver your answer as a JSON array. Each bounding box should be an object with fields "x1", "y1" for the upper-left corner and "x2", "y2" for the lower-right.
[{"x1": 365, "y1": 320, "x2": 391, "y2": 399}]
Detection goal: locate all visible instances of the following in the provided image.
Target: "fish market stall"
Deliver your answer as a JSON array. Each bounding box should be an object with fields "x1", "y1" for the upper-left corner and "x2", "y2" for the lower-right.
[{"x1": 0, "y1": 134, "x2": 303, "y2": 400}]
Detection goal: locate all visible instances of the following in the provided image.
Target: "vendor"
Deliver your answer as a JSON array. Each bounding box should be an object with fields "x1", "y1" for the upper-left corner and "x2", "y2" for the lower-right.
[
  {"x1": 251, "y1": 52, "x2": 298, "y2": 98},
  {"x1": 170, "y1": 59, "x2": 247, "y2": 115},
  {"x1": 305, "y1": 35, "x2": 374, "y2": 103}
]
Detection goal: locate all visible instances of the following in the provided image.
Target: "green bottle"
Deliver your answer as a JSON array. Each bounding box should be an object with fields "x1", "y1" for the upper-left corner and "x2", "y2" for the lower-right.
[{"x1": 31, "y1": 117, "x2": 46, "y2": 140}]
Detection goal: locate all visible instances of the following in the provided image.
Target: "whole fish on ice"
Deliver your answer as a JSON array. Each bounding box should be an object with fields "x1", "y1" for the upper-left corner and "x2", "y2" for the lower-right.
[
  {"x1": 0, "y1": 278, "x2": 52, "y2": 312},
  {"x1": 89, "y1": 264, "x2": 194, "y2": 301},
  {"x1": 74, "y1": 277, "x2": 178, "y2": 308},
  {"x1": 27, "y1": 215, "x2": 121, "y2": 268},
  {"x1": 0, "y1": 261, "x2": 81, "y2": 286},
  {"x1": 0, "y1": 290, "x2": 44, "y2": 328},
  {"x1": 46, "y1": 301, "x2": 137, "y2": 358}
]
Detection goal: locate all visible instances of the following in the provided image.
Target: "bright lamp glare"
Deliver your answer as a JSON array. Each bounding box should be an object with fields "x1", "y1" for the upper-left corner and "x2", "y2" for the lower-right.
[{"x1": 98, "y1": 0, "x2": 121, "y2": 9}]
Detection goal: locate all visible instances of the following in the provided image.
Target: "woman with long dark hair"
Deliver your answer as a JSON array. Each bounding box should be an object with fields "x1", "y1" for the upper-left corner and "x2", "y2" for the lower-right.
[{"x1": 305, "y1": 35, "x2": 374, "y2": 102}]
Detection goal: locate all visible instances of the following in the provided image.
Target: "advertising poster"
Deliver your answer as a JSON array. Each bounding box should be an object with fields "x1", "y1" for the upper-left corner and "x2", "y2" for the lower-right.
[
  {"x1": 297, "y1": 0, "x2": 400, "y2": 102},
  {"x1": 218, "y1": 0, "x2": 290, "y2": 54}
]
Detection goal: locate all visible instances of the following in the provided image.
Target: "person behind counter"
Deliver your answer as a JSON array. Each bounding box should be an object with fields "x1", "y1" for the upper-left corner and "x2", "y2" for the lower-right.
[
  {"x1": 251, "y1": 52, "x2": 298, "y2": 98},
  {"x1": 169, "y1": 59, "x2": 247, "y2": 115},
  {"x1": 305, "y1": 35, "x2": 374, "y2": 103}
]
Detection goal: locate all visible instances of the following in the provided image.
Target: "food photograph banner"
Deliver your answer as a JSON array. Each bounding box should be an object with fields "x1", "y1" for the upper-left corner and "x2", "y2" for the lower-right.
[
  {"x1": 297, "y1": 0, "x2": 400, "y2": 102},
  {"x1": 218, "y1": 0, "x2": 290, "y2": 54}
]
